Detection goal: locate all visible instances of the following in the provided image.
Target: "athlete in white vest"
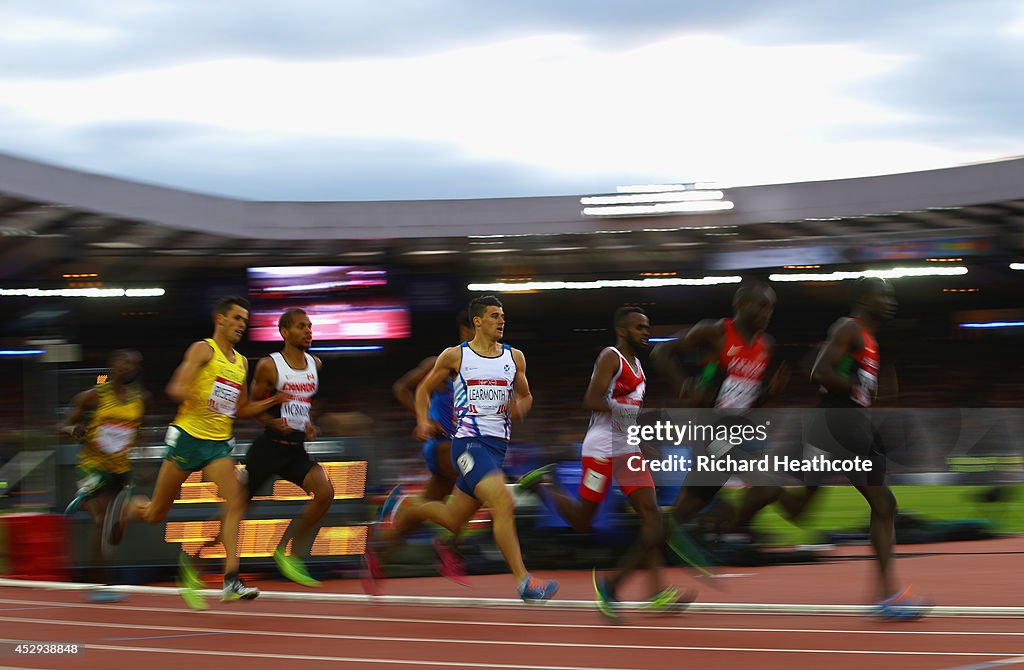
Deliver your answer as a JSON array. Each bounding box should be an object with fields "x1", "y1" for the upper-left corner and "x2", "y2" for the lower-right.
[
  {"x1": 382, "y1": 296, "x2": 558, "y2": 602},
  {"x1": 244, "y1": 308, "x2": 334, "y2": 588}
]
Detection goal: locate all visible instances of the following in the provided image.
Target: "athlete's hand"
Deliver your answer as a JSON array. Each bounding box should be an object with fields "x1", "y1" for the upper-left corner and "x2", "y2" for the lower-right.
[
  {"x1": 509, "y1": 398, "x2": 527, "y2": 423},
  {"x1": 305, "y1": 422, "x2": 320, "y2": 441},
  {"x1": 62, "y1": 424, "x2": 86, "y2": 441},
  {"x1": 415, "y1": 420, "x2": 443, "y2": 442},
  {"x1": 268, "y1": 392, "x2": 291, "y2": 406}
]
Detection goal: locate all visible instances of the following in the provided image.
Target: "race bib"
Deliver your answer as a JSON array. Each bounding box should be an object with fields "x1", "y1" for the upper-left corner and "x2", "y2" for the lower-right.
[
  {"x1": 582, "y1": 468, "x2": 608, "y2": 494},
  {"x1": 94, "y1": 423, "x2": 134, "y2": 453},
  {"x1": 207, "y1": 376, "x2": 242, "y2": 417},
  {"x1": 281, "y1": 398, "x2": 311, "y2": 431},
  {"x1": 457, "y1": 450, "x2": 475, "y2": 475},
  {"x1": 466, "y1": 380, "x2": 510, "y2": 415},
  {"x1": 716, "y1": 377, "x2": 760, "y2": 409},
  {"x1": 853, "y1": 368, "x2": 878, "y2": 408}
]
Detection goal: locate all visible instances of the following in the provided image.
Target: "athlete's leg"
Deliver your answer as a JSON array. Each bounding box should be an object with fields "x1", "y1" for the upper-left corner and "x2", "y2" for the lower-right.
[
  {"x1": 396, "y1": 486, "x2": 481, "y2": 535},
  {"x1": 605, "y1": 486, "x2": 667, "y2": 596},
  {"x1": 855, "y1": 483, "x2": 898, "y2": 598},
  {"x1": 472, "y1": 472, "x2": 528, "y2": 584},
  {"x1": 279, "y1": 464, "x2": 334, "y2": 553},
  {"x1": 129, "y1": 459, "x2": 191, "y2": 524},
  {"x1": 202, "y1": 457, "x2": 248, "y2": 577},
  {"x1": 671, "y1": 485, "x2": 723, "y2": 524}
]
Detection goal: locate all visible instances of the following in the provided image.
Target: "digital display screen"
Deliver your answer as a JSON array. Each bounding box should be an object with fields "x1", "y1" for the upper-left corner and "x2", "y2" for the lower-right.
[{"x1": 247, "y1": 301, "x2": 410, "y2": 341}]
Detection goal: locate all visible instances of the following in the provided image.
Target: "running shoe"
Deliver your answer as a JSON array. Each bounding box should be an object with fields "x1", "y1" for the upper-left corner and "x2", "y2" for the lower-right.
[
  {"x1": 667, "y1": 522, "x2": 714, "y2": 572},
  {"x1": 518, "y1": 574, "x2": 559, "y2": 602},
  {"x1": 873, "y1": 586, "x2": 932, "y2": 621},
  {"x1": 361, "y1": 545, "x2": 384, "y2": 596},
  {"x1": 177, "y1": 582, "x2": 208, "y2": 611},
  {"x1": 515, "y1": 464, "x2": 556, "y2": 492},
  {"x1": 85, "y1": 588, "x2": 125, "y2": 604},
  {"x1": 222, "y1": 576, "x2": 260, "y2": 602},
  {"x1": 101, "y1": 487, "x2": 131, "y2": 556},
  {"x1": 273, "y1": 547, "x2": 320, "y2": 588},
  {"x1": 641, "y1": 586, "x2": 696, "y2": 614},
  {"x1": 177, "y1": 554, "x2": 208, "y2": 610},
  {"x1": 64, "y1": 490, "x2": 91, "y2": 516},
  {"x1": 592, "y1": 569, "x2": 618, "y2": 620},
  {"x1": 433, "y1": 538, "x2": 469, "y2": 586},
  {"x1": 178, "y1": 552, "x2": 204, "y2": 591}
]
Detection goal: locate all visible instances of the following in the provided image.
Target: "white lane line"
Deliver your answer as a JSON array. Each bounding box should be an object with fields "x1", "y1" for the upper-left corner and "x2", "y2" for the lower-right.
[
  {"x1": 3, "y1": 579, "x2": 1022, "y2": 618},
  {"x1": 0, "y1": 616, "x2": 1020, "y2": 658},
  {"x1": 0, "y1": 596, "x2": 1022, "y2": 638}
]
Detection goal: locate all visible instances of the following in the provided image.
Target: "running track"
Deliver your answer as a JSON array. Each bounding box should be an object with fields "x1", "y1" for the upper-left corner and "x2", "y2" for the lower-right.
[{"x1": 2, "y1": 538, "x2": 1023, "y2": 670}]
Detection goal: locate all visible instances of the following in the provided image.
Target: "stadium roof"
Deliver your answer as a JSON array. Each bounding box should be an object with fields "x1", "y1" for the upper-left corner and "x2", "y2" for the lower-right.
[{"x1": 1, "y1": 151, "x2": 1022, "y2": 280}]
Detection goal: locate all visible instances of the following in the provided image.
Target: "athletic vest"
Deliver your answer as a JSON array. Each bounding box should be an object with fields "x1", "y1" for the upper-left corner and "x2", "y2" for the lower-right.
[
  {"x1": 453, "y1": 342, "x2": 516, "y2": 440},
  {"x1": 428, "y1": 378, "x2": 455, "y2": 438},
  {"x1": 581, "y1": 348, "x2": 645, "y2": 457},
  {"x1": 172, "y1": 338, "x2": 247, "y2": 441},
  {"x1": 264, "y1": 351, "x2": 318, "y2": 442},
  {"x1": 714, "y1": 318, "x2": 770, "y2": 409},
  {"x1": 833, "y1": 318, "x2": 879, "y2": 408},
  {"x1": 79, "y1": 382, "x2": 144, "y2": 474}
]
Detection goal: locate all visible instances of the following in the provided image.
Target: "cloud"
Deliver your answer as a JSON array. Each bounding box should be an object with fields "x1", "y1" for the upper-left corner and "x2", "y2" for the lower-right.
[{"x1": 0, "y1": 0, "x2": 1021, "y2": 199}]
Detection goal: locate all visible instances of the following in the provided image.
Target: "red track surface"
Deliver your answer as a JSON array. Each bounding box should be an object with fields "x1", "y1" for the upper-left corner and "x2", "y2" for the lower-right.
[{"x1": 2, "y1": 537, "x2": 1023, "y2": 670}]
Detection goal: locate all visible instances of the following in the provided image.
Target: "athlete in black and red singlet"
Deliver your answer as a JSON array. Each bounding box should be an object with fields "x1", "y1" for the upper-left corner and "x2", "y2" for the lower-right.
[
  {"x1": 652, "y1": 283, "x2": 786, "y2": 531},
  {"x1": 807, "y1": 278, "x2": 928, "y2": 617}
]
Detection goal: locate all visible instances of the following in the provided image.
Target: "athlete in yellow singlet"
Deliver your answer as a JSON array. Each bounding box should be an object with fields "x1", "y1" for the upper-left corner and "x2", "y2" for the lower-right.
[
  {"x1": 118, "y1": 296, "x2": 285, "y2": 609},
  {"x1": 59, "y1": 349, "x2": 147, "y2": 603}
]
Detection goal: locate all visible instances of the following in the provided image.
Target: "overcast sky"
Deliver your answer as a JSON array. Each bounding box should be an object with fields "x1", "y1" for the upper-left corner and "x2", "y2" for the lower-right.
[{"x1": 1, "y1": 1, "x2": 1023, "y2": 201}]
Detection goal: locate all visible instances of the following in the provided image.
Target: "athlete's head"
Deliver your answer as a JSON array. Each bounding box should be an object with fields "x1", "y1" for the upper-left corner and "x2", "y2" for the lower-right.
[
  {"x1": 614, "y1": 306, "x2": 650, "y2": 351},
  {"x1": 278, "y1": 308, "x2": 313, "y2": 350},
  {"x1": 214, "y1": 296, "x2": 250, "y2": 344},
  {"x1": 469, "y1": 295, "x2": 504, "y2": 341},
  {"x1": 456, "y1": 309, "x2": 474, "y2": 343},
  {"x1": 853, "y1": 277, "x2": 897, "y2": 321},
  {"x1": 108, "y1": 349, "x2": 141, "y2": 385},
  {"x1": 733, "y1": 283, "x2": 776, "y2": 332}
]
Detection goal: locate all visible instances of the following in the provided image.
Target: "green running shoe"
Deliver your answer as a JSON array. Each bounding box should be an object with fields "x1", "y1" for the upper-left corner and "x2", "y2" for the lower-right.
[
  {"x1": 274, "y1": 547, "x2": 320, "y2": 588},
  {"x1": 592, "y1": 569, "x2": 618, "y2": 620}
]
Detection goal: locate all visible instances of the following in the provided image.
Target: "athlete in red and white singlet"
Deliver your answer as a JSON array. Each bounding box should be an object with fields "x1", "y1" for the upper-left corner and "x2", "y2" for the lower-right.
[
  {"x1": 714, "y1": 317, "x2": 771, "y2": 409},
  {"x1": 518, "y1": 307, "x2": 690, "y2": 618},
  {"x1": 581, "y1": 347, "x2": 645, "y2": 456}
]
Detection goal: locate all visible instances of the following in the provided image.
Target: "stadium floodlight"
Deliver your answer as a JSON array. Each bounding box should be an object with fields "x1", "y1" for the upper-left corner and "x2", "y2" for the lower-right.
[
  {"x1": 0, "y1": 287, "x2": 166, "y2": 298},
  {"x1": 583, "y1": 201, "x2": 735, "y2": 217},
  {"x1": 467, "y1": 276, "x2": 742, "y2": 292},
  {"x1": 581, "y1": 191, "x2": 725, "y2": 206},
  {"x1": 768, "y1": 267, "x2": 968, "y2": 282}
]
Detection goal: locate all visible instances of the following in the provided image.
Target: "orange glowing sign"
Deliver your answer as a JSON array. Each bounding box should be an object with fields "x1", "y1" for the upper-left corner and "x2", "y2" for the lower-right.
[
  {"x1": 165, "y1": 520, "x2": 368, "y2": 558},
  {"x1": 172, "y1": 461, "x2": 366, "y2": 504}
]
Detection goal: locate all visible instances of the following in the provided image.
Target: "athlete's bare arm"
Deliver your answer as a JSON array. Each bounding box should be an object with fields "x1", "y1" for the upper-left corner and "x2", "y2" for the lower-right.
[
  {"x1": 58, "y1": 388, "x2": 99, "y2": 440},
  {"x1": 754, "y1": 335, "x2": 790, "y2": 407},
  {"x1": 250, "y1": 356, "x2": 289, "y2": 434},
  {"x1": 393, "y1": 356, "x2": 437, "y2": 415},
  {"x1": 414, "y1": 346, "x2": 460, "y2": 441},
  {"x1": 810, "y1": 318, "x2": 861, "y2": 396},
  {"x1": 509, "y1": 348, "x2": 532, "y2": 422},
  {"x1": 652, "y1": 319, "x2": 726, "y2": 405},
  {"x1": 237, "y1": 355, "x2": 288, "y2": 420},
  {"x1": 166, "y1": 341, "x2": 215, "y2": 405},
  {"x1": 582, "y1": 348, "x2": 623, "y2": 413}
]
